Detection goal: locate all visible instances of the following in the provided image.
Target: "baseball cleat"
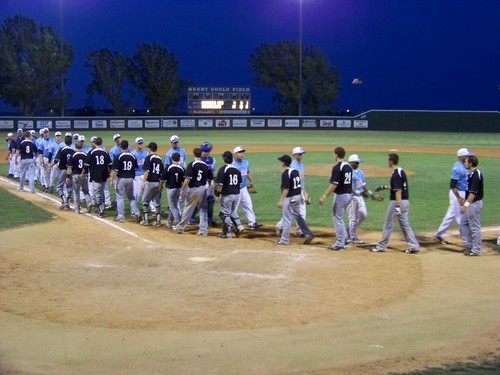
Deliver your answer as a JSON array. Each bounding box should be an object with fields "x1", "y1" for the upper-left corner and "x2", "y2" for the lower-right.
[
  {"x1": 140, "y1": 220, "x2": 150, "y2": 226},
  {"x1": 152, "y1": 221, "x2": 162, "y2": 227},
  {"x1": 86, "y1": 204, "x2": 93, "y2": 213},
  {"x1": 273, "y1": 240, "x2": 288, "y2": 245},
  {"x1": 464, "y1": 251, "x2": 480, "y2": 256},
  {"x1": 275, "y1": 226, "x2": 283, "y2": 236},
  {"x1": 353, "y1": 239, "x2": 365, "y2": 245},
  {"x1": 218, "y1": 232, "x2": 232, "y2": 239},
  {"x1": 114, "y1": 217, "x2": 125, "y2": 223},
  {"x1": 433, "y1": 235, "x2": 449, "y2": 245},
  {"x1": 327, "y1": 245, "x2": 345, "y2": 251},
  {"x1": 304, "y1": 235, "x2": 314, "y2": 245},
  {"x1": 370, "y1": 247, "x2": 386, "y2": 252},
  {"x1": 249, "y1": 222, "x2": 263, "y2": 230},
  {"x1": 404, "y1": 248, "x2": 420, "y2": 254}
]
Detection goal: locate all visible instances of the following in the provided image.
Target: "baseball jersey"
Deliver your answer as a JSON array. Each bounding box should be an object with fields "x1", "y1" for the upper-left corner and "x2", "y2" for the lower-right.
[
  {"x1": 232, "y1": 159, "x2": 250, "y2": 189},
  {"x1": 143, "y1": 154, "x2": 164, "y2": 182},
  {"x1": 216, "y1": 164, "x2": 241, "y2": 195},
  {"x1": 450, "y1": 161, "x2": 468, "y2": 191},
  {"x1": 161, "y1": 163, "x2": 185, "y2": 189},
  {"x1": 201, "y1": 155, "x2": 216, "y2": 172},
  {"x1": 39, "y1": 137, "x2": 56, "y2": 159},
  {"x1": 352, "y1": 168, "x2": 367, "y2": 196},
  {"x1": 113, "y1": 152, "x2": 138, "y2": 179},
  {"x1": 109, "y1": 144, "x2": 125, "y2": 162},
  {"x1": 185, "y1": 160, "x2": 211, "y2": 188},
  {"x1": 281, "y1": 168, "x2": 302, "y2": 197},
  {"x1": 466, "y1": 169, "x2": 483, "y2": 201},
  {"x1": 19, "y1": 139, "x2": 37, "y2": 159},
  {"x1": 67, "y1": 151, "x2": 88, "y2": 174},
  {"x1": 165, "y1": 146, "x2": 187, "y2": 167},
  {"x1": 389, "y1": 167, "x2": 410, "y2": 200},
  {"x1": 132, "y1": 149, "x2": 148, "y2": 176},
  {"x1": 84, "y1": 147, "x2": 112, "y2": 182},
  {"x1": 330, "y1": 161, "x2": 353, "y2": 195},
  {"x1": 291, "y1": 160, "x2": 304, "y2": 187},
  {"x1": 54, "y1": 146, "x2": 75, "y2": 171}
]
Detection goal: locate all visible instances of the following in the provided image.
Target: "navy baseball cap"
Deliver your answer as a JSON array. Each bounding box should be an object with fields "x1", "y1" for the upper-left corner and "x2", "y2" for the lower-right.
[
  {"x1": 222, "y1": 151, "x2": 233, "y2": 162},
  {"x1": 146, "y1": 142, "x2": 158, "y2": 151},
  {"x1": 278, "y1": 155, "x2": 292, "y2": 165}
]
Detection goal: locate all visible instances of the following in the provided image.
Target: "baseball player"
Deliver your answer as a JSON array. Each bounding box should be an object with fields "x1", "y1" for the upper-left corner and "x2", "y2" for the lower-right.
[
  {"x1": 15, "y1": 130, "x2": 38, "y2": 193},
  {"x1": 190, "y1": 142, "x2": 217, "y2": 225},
  {"x1": 160, "y1": 152, "x2": 185, "y2": 229},
  {"x1": 5, "y1": 132, "x2": 16, "y2": 178},
  {"x1": 319, "y1": 147, "x2": 353, "y2": 251},
  {"x1": 433, "y1": 148, "x2": 472, "y2": 245},
  {"x1": 165, "y1": 135, "x2": 187, "y2": 167},
  {"x1": 347, "y1": 154, "x2": 382, "y2": 244},
  {"x1": 460, "y1": 155, "x2": 484, "y2": 256},
  {"x1": 232, "y1": 146, "x2": 263, "y2": 229},
  {"x1": 51, "y1": 135, "x2": 75, "y2": 209},
  {"x1": 110, "y1": 139, "x2": 140, "y2": 223},
  {"x1": 87, "y1": 136, "x2": 113, "y2": 210},
  {"x1": 371, "y1": 153, "x2": 420, "y2": 254},
  {"x1": 12, "y1": 128, "x2": 24, "y2": 179},
  {"x1": 274, "y1": 154, "x2": 314, "y2": 245},
  {"x1": 215, "y1": 151, "x2": 244, "y2": 238},
  {"x1": 132, "y1": 137, "x2": 148, "y2": 202},
  {"x1": 140, "y1": 142, "x2": 164, "y2": 226},
  {"x1": 38, "y1": 128, "x2": 56, "y2": 192},
  {"x1": 83, "y1": 137, "x2": 112, "y2": 218},
  {"x1": 176, "y1": 148, "x2": 212, "y2": 236},
  {"x1": 66, "y1": 136, "x2": 92, "y2": 214},
  {"x1": 275, "y1": 146, "x2": 307, "y2": 237},
  {"x1": 109, "y1": 134, "x2": 127, "y2": 161}
]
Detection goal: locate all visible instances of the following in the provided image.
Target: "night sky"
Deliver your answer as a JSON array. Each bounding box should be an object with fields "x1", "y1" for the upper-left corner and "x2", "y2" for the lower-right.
[{"x1": 1, "y1": 0, "x2": 499, "y2": 114}]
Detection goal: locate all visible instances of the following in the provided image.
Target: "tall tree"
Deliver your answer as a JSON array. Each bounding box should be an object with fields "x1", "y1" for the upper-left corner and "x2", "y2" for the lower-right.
[
  {"x1": 0, "y1": 15, "x2": 74, "y2": 115},
  {"x1": 129, "y1": 43, "x2": 184, "y2": 115},
  {"x1": 250, "y1": 41, "x2": 340, "y2": 115},
  {"x1": 86, "y1": 49, "x2": 134, "y2": 116}
]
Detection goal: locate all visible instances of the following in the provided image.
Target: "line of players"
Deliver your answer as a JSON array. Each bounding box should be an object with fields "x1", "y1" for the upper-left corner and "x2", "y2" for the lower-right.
[
  {"x1": 6, "y1": 130, "x2": 264, "y2": 236},
  {"x1": 4, "y1": 130, "x2": 491, "y2": 253}
]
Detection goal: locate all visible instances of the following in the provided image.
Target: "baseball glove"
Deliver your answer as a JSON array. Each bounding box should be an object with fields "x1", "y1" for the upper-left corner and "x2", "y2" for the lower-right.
[
  {"x1": 301, "y1": 190, "x2": 312, "y2": 205},
  {"x1": 248, "y1": 184, "x2": 257, "y2": 194},
  {"x1": 372, "y1": 194, "x2": 384, "y2": 201}
]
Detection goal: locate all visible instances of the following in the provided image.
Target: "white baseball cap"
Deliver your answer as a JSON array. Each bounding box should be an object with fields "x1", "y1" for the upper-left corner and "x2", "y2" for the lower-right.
[
  {"x1": 17, "y1": 128, "x2": 23, "y2": 134},
  {"x1": 6, "y1": 132, "x2": 13, "y2": 138},
  {"x1": 170, "y1": 135, "x2": 179, "y2": 143},
  {"x1": 29, "y1": 130, "x2": 36, "y2": 136},
  {"x1": 73, "y1": 133, "x2": 80, "y2": 139},
  {"x1": 348, "y1": 154, "x2": 363, "y2": 163},
  {"x1": 233, "y1": 146, "x2": 246, "y2": 154},
  {"x1": 90, "y1": 136, "x2": 97, "y2": 143},
  {"x1": 135, "y1": 137, "x2": 144, "y2": 144},
  {"x1": 39, "y1": 129, "x2": 45, "y2": 135},
  {"x1": 292, "y1": 146, "x2": 305, "y2": 155},
  {"x1": 457, "y1": 148, "x2": 472, "y2": 157},
  {"x1": 78, "y1": 135, "x2": 85, "y2": 142},
  {"x1": 65, "y1": 132, "x2": 72, "y2": 136},
  {"x1": 113, "y1": 133, "x2": 121, "y2": 141},
  {"x1": 55, "y1": 131, "x2": 61, "y2": 136}
]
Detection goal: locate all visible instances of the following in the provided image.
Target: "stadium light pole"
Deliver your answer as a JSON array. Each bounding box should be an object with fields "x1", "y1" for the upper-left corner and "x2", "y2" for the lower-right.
[
  {"x1": 298, "y1": 0, "x2": 303, "y2": 117},
  {"x1": 59, "y1": 0, "x2": 65, "y2": 116}
]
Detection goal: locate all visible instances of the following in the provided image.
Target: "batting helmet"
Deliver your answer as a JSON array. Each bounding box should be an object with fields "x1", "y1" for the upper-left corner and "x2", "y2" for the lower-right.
[{"x1": 200, "y1": 142, "x2": 213, "y2": 152}]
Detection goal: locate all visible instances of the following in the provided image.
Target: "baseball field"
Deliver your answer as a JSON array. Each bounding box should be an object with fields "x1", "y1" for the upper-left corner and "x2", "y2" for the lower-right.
[{"x1": 0, "y1": 129, "x2": 499, "y2": 374}]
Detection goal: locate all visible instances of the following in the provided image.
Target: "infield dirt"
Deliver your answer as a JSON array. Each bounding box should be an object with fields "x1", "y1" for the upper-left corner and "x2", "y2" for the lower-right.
[{"x1": 0, "y1": 145, "x2": 499, "y2": 374}]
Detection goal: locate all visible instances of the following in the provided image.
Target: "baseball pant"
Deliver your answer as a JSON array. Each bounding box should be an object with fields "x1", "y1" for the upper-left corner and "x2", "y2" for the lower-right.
[
  {"x1": 116, "y1": 177, "x2": 139, "y2": 220},
  {"x1": 219, "y1": 193, "x2": 242, "y2": 234},
  {"x1": 91, "y1": 181, "x2": 106, "y2": 215},
  {"x1": 133, "y1": 175, "x2": 144, "y2": 202},
  {"x1": 276, "y1": 199, "x2": 306, "y2": 235},
  {"x1": 72, "y1": 174, "x2": 91, "y2": 212},
  {"x1": 9, "y1": 153, "x2": 16, "y2": 176},
  {"x1": 166, "y1": 188, "x2": 182, "y2": 226},
  {"x1": 142, "y1": 181, "x2": 161, "y2": 223},
  {"x1": 56, "y1": 169, "x2": 72, "y2": 204},
  {"x1": 460, "y1": 200, "x2": 483, "y2": 255},
  {"x1": 348, "y1": 195, "x2": 367, "y2": 240},
  {"x1": 436, "y1": 189, "x2": 466, "y2": 241},
  {"x1": 18, "y1": 159, "x2": 36, "y2": 193},
  {"x1": 377, "y1": 200, "x2": 419, "y2": 251},
  {"x1": 237, "y1": 186, "x2": 257, "y2": 226},
  {"x1": 279, "y1": 195, "x2": 313, "y2": 244},
  {"x1": 40, "y1": 156, "x2": 52, "y2": 189},
  {"x1": 177, "y1": 186, "x2": 208, "y2": 234},
  {"x1": 332, "y1": 193, "x2": 352, "y2": 247}
]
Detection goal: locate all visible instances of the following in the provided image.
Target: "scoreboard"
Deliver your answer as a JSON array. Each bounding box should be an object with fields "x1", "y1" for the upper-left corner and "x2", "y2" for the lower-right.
[{"x1": 187, "y1": 87, "x2": 251, "y2": 115}]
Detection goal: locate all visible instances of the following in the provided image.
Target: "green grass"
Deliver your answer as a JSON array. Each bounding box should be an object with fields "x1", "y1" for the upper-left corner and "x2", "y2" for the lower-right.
[
  {"x1": 0, "y1": 187, "x2": 55, "y2": 230},
  {"x1": 2, "y1": 130, "x2": 499, "y2": 232}
]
